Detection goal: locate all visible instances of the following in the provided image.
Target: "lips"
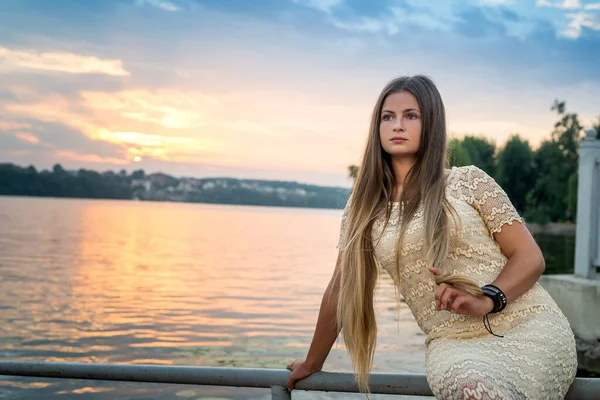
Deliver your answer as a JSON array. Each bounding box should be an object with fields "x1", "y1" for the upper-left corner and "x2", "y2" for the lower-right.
[{"x1": 391, "y1": 137, "x2": 407, "y2": 142}]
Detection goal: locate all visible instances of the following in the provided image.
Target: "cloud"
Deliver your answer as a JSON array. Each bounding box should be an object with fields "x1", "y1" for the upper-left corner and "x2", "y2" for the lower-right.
[
  {"x1": 496, "y1": 7, "x2": 521, "y2": 22},
  {"x1": 15, "y1": 132, "x2": 40, "y2": 144},
  {"x1": 91, "y1": 130, "x2": 216, "y2": 163},
  {"x1": 329, "y1": 6, "x2": 454, "y2": 36},
  {"x1": 292, "y1": 0, "x2": 343, "y2": 14},
  {"x1": 0, "y1": 121, "x2": 30, "y2": 131},
  {"x1": 80, "y1": 90, "x2": 218, "y2": 129},
  {"x1": 533, "y1": 0, "x2": 600, "y2": 38},
  {"x1": 331, "y1": 14, "x2": 400, "y2": 35},
  {"x1": 2, "y1": 86, "x2": 225, "y2": 165},
  {"x1": 4, "y1": 93, "x2": 98, "y2": 136},
  {"x1": 562, "y1": 12, "x2": 600, "y2": 37},
  {"x1": 134, "y1": 0, "x2": 181, "y2": 12},
  {"x1": 0, "y1": 46, "x2": 129, "y2": 76},
  {"x1": 54, "y1": 150, "x2": 129, "y2": 165},
  {"x1": 536, "y1": 0, "x2": 582, "y2": 9}
]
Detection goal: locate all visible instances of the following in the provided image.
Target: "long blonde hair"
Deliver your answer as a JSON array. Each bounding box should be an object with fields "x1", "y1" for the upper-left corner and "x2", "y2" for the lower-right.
[{"x1": 337, "y1": 76, "x2": 482, "y2": 392}]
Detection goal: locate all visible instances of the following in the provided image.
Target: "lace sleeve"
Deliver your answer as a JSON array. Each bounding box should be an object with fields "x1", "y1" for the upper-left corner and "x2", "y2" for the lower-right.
[
  {"x1": 466, "y1": 166, "x2": 524, "y2": 237},
  {"x1": 337, "y1": 198, "x2": 350, "y2": 249}
]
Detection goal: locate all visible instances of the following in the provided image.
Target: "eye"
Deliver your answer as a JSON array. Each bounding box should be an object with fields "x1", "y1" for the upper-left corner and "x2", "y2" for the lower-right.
[
  {"x1": 382, "y1": 114, "x2": 393, "y2": 121},
  {"x1": 406, "y1": 113, "x2": 419, "y2": 120}
]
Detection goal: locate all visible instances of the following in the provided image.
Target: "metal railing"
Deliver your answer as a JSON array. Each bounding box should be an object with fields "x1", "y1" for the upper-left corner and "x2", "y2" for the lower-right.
[{"x1": 0, "y1": 361, "x2": 598, "y2": 399}]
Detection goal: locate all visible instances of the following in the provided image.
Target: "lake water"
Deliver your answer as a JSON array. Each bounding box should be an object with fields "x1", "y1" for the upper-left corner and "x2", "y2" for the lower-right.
[{"x1": 0, "y1": 197, "x2": 431, "y2": 400}]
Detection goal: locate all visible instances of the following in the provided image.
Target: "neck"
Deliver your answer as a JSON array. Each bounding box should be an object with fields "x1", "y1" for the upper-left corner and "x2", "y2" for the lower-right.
[{"x1": 391, "y1": 156, "x2": 416, "y2": 185}]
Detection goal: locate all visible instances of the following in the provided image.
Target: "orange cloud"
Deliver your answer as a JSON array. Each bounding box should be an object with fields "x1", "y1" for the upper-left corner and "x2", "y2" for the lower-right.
[
  {"x1": 54, "y1": 151, "x2": 129, "y2": 165},
  {"x1": 3, "y1": 80, "x2": 372, "y2": 175},
  {"x1": 5, "y1": 95, "x2": 100, "y2": 135},
  {"x1": 3, "y1": 86, "x2": 367, "y2": 173},
  {"x1": 91, "y1": 129, "x2": 218, "y2": 161},
  {"x1": 15, "y1": 133, "x2": 40, "y2": 144},
  {"x1": 0, "y1": 46, "x2": 129, "y2": 76},
  {"x1": 94, "y1": 131, "x2": 193, "y2": 147},
  {"x1": 80, "y1": 90, "x2": 218, "y2": 129},
  {"x1": 0, "y1": 121, "x2": 30, "y2": 131},
  {"x1": 5, "y1": 94, "x2": 218, "y2": 164}
]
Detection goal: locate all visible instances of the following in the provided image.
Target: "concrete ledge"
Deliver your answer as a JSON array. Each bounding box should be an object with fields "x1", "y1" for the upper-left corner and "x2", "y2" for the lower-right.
[{"x1": 539, "y1": 274, "x2": 600, "y2": 373}]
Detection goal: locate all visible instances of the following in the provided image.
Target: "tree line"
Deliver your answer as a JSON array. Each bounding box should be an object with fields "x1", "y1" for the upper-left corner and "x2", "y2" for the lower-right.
[
  {"x1": 349, "y1": 101, "x2": 600, "y2": 224},
  {"x1": 0, "y1": 164, "x2": 350, "y2": 209}
]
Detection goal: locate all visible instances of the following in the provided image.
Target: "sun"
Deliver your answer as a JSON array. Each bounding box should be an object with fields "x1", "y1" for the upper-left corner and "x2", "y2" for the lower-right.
[{"x1": 134, "y1": 156, "x2": 142, "y2": 162}]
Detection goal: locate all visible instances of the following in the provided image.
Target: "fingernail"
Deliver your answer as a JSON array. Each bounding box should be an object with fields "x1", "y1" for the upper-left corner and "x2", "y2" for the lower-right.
[{"x1": 435, "y1": 300, "x2": 439, "y2": 307}]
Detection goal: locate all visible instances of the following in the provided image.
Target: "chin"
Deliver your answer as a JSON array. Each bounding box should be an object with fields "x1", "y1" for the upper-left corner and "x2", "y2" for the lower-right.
[{"x1": 385, "y1": 149, "x2": 417, "y2": 158}]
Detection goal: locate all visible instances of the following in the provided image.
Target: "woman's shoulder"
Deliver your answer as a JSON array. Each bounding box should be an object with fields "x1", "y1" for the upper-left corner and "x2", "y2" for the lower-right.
[
  {"x1": 446, "y1": 165, "x2": 472, "y2": 184},
  {"x1": 447, "y1": 165, "x2": 491, "y2": 183}
]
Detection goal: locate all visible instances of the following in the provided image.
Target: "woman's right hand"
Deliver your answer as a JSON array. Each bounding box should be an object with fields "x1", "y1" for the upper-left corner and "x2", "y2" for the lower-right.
[{"x1": 286, "y1": 359, "x2": 321, "y2": 391}]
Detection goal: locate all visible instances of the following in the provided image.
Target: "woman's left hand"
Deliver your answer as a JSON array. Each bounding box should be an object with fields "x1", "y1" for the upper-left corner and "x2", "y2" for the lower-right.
[{"x1": 428, "y1": 267, "x2": 494, "y2": 317}]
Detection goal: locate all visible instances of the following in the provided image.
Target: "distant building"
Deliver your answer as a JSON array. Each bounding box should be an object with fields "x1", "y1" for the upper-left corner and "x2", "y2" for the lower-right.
[
  {"x1": 177, "y1": 179, "x2": 196, "y2": 193},
  {"x1": 131, "y1": 179, "x2": 152, "y2": 192},
  {"x1": 149, "y1": 173, "x2": 168, "y2": 186}
]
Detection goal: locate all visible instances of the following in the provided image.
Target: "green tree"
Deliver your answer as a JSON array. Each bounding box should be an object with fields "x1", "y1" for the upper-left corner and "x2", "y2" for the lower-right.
[
  {"x1": 525, "y1": 101, "x2": 583, "y2": 223},
  {"x1": 524, "y1": 141, "x2": 562, "y2": 223},
  {"x1": 550, "y1": 100, "x2": 581, "y2": 174},
  {"x1": 131, "y1": 169, "x2": 145, "y2": 179},
  {"x1": 461, "y1": 135, "x2": 496, "y2": 176},
  {"x1": 348, "y1": 165, "x2": 359, "y2": 180},
  {"x1": 495, "y1": 135, "x2": 534, "y2": 214},
  {"x1": 447, "y1": 139, "x2": 472, "y2": 167},
  {"x1": 52, "y1": 164, "x2": 66, "y2": 175}
]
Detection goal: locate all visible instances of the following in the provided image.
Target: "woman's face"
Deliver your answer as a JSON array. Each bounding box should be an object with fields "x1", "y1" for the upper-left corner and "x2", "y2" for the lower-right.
[{"x1": 379, "y1": 91, "x2": 422, "y2": 160}]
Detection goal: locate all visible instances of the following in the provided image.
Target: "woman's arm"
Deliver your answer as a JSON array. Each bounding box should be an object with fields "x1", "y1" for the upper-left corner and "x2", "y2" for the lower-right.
[
  {"x1": 432, "y1": 221, "x2": 545, "y2": 315},
  {"x1": 286, "y1": 251, "x2": 342, "y2": 390},
  {"x1": 433, "y1": 166, "x2": 545, "y2": 315},
  {"x1": 488, "y1": 222, "x2": 545, "y2": 302}
]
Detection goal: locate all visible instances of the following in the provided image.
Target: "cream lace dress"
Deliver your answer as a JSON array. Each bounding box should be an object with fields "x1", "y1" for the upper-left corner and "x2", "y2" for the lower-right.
[{"x1": 338, "y1": 165, "x2": 577, "y2": 400}]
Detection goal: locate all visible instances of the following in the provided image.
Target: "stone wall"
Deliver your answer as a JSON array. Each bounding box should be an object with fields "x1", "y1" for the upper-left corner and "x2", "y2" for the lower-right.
[{"x1": 539, "y1": 274, "x2": 600, "y2": 373}]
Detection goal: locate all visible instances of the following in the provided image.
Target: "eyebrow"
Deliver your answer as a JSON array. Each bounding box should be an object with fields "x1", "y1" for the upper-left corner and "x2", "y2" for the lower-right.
[{"x1": 382, "y1": 108, "x2": 420, "y2": 113}]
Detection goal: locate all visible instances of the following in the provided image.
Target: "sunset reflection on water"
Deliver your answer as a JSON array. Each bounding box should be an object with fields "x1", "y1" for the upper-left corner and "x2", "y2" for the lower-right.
[{"x1": 0, "y1": 196, "x2": 426, "y2": 399}]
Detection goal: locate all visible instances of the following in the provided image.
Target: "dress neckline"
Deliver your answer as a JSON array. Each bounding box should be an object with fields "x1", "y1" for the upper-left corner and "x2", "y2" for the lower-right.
[{"x1": 389, "y1": 166, "x2": 457, "y2": 205}]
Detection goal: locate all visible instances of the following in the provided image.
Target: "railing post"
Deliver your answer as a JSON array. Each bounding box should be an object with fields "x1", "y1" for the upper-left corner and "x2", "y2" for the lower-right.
[
  {"x1": 271, "y1": 385, "x2": 292, "y2": 400},
  {"x1": 575, "y1": 128, "x2": 600, "y2": 279}
]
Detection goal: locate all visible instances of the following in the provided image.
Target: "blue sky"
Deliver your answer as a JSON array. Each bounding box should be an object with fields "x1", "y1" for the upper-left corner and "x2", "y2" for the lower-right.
[{"x1": 0, "y1": 0, "x2": 598, "y2": 187}]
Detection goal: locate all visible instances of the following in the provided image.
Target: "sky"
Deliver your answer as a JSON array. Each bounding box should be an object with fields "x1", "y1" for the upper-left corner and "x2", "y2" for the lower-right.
[{"x1": 0, "y1": 0, "x2": 599, "y2": 187}]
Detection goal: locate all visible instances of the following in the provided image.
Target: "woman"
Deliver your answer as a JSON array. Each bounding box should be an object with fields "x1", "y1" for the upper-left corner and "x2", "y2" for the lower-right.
[{"x1": 286, "y1": 75, "x2": 577, "y2": 399}]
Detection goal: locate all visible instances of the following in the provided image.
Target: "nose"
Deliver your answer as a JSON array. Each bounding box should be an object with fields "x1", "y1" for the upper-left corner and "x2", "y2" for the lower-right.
[{"x1": 393, "y1": 119, "x2": 405, "y2": 132}]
